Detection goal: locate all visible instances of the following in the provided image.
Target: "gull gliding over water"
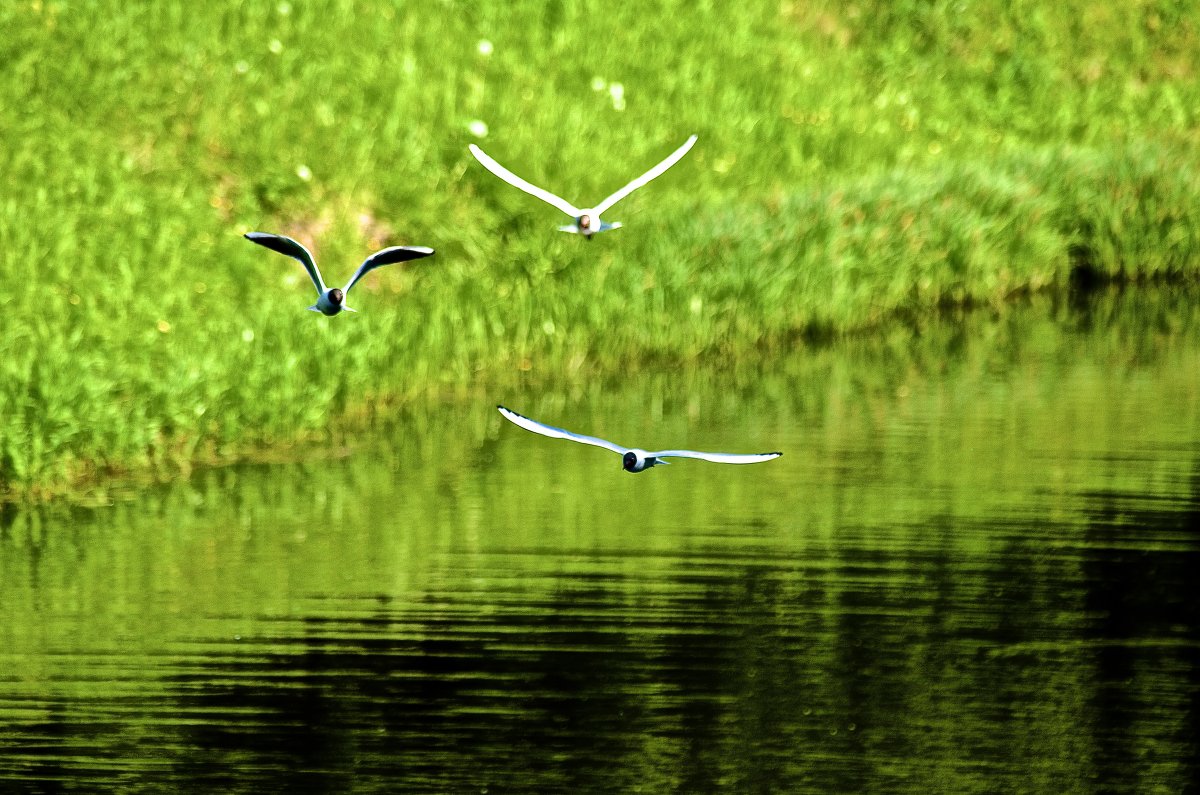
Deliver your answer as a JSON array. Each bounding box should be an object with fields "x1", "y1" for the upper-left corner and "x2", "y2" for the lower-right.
[
  {"x1": 497, "y1": 405, "x2": 781, "y2": 473},
  {"x1": 244, "y1": 232, "x2": 434, "y2": 316},
  {"x1": 469, "y1": 134, "x2": 698, "y2": 238}
]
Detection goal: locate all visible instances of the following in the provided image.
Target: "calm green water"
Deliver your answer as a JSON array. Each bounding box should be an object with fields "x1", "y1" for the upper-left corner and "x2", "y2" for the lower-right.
[{"x1": 2, "y1": 288, "x2": 1199, "y2": 793}]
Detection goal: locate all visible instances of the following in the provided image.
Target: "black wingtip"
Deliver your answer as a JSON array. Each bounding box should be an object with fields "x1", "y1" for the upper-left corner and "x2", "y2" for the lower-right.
[
  {"x1": 497, "y1": 405, "x2": 532, "y2": 421},
  {"x1": 372, "y1": 245, "x2": 437, "y2": 265}
]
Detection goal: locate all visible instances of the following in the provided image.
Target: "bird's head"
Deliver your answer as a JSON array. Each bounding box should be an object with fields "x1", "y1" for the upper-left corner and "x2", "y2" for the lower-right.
[
  {"x1": 328, "y1": 288, "x2": 345, "y2": 306},
  {"x1": 577, "y1": 213, "x2": 593, "y2": 232},
  {"x1": 622, "y1": 451, "x2": 639, "y2": 472}
]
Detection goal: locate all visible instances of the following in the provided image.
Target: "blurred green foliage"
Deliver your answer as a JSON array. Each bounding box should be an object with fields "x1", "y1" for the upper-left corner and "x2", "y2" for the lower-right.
[{"x1": 1, "y1": 0, "x2": 1199, "y2": 494}]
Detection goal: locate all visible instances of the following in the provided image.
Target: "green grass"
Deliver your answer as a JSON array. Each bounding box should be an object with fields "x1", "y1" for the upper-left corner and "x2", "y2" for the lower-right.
[{"x1": 2, "y1": 0, "x2": 1200, "y2": 496}]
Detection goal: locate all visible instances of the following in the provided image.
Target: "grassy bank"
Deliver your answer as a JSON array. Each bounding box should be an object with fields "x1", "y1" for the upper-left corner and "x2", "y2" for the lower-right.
[{"x1": 2, "y1": 0, "x2": 1200, "y2": 496}]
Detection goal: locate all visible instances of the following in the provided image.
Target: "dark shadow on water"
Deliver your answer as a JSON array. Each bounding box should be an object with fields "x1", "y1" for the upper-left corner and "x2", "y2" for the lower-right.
[
  {"x1": 1080, "y1": 458, "x2": 1200, "y2": 793},
  {"x1": 157, "y1": 566, "x2": 823, "y2": 794}
]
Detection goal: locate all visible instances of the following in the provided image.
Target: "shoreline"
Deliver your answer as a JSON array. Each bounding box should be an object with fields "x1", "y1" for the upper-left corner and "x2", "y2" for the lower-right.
[{"x1": 5, "y1": 276, "x2": 1197, "y2": 506}]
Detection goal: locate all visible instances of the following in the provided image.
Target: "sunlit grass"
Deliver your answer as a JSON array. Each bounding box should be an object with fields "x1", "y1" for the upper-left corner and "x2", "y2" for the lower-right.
[{"x1": 2, "y1": 0, "x2": 1200, "y2": 495}]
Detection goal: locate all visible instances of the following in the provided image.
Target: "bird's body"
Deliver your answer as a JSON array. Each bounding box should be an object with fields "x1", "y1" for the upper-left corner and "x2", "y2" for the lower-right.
[
  {"x1": 621, "y1": 449, "x2": 667, "y2": 473},
  {"x1": 310, "y1": 287, "x2": 347, "y2": 316},
  {"x1": 497, "y1": 405, "x2": 781, "y2": 473},
  {"x1": 469, "y1": 135, "x2": 698, "y2": 238},
  {"x1": 243, "y1": 232, "x2": 434, "y2": 315}
]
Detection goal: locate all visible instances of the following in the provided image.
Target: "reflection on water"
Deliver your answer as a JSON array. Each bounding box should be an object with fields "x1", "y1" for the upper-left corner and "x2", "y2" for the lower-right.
[{"x1": 1, "y1": 287, "x2": 1199, "y2": 792}]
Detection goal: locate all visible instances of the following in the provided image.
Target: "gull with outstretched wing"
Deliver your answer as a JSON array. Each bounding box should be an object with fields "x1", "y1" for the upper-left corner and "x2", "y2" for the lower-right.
[
  {"x1": 469, "y1": 135, "x2": 698, "y2": 238},
  {"x1": 498, "y1": 405, "x2": 781, "y2": 473},
  {"x1": 244, "y1": 232, "x2": 434, "y2": 315}
]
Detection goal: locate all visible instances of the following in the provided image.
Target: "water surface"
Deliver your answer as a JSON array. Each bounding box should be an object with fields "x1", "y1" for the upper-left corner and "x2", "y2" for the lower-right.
[{"x1": 2, "y1": 287, "x2": 1199, "y2": 792}]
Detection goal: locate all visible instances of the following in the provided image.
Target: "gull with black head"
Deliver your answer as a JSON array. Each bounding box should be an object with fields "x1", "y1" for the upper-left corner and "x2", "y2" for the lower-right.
[
  {"x1": 469, "y1": 135, "x2": 698, "y2": 239},
  {"x1": 497, "y1": 405, "x2": 781, "y2": 473},
  {"x1": 244, "y1": 232, "x2": 434, "y2": 316}
]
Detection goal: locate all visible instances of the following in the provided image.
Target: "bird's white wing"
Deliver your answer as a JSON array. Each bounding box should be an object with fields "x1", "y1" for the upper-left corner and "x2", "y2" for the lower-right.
[
  {"x1": 650, "y1": 449, "x2": 782, "y2": 465},
  {"x1": 593, "y1": 134, "x2": 698, "y2": 215},
  {"x1": 497, "y1": 406, "x2": 626, "y2": 455},
  {"x1": 343, "y1": 246, "x2": 435, "y2": 294},
  {"x1": 469, "y1": 144, "x2": 581, "y2": 218},
  {"x1": 245, "y1": 232, "x2": 325, "y2": 293}
]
